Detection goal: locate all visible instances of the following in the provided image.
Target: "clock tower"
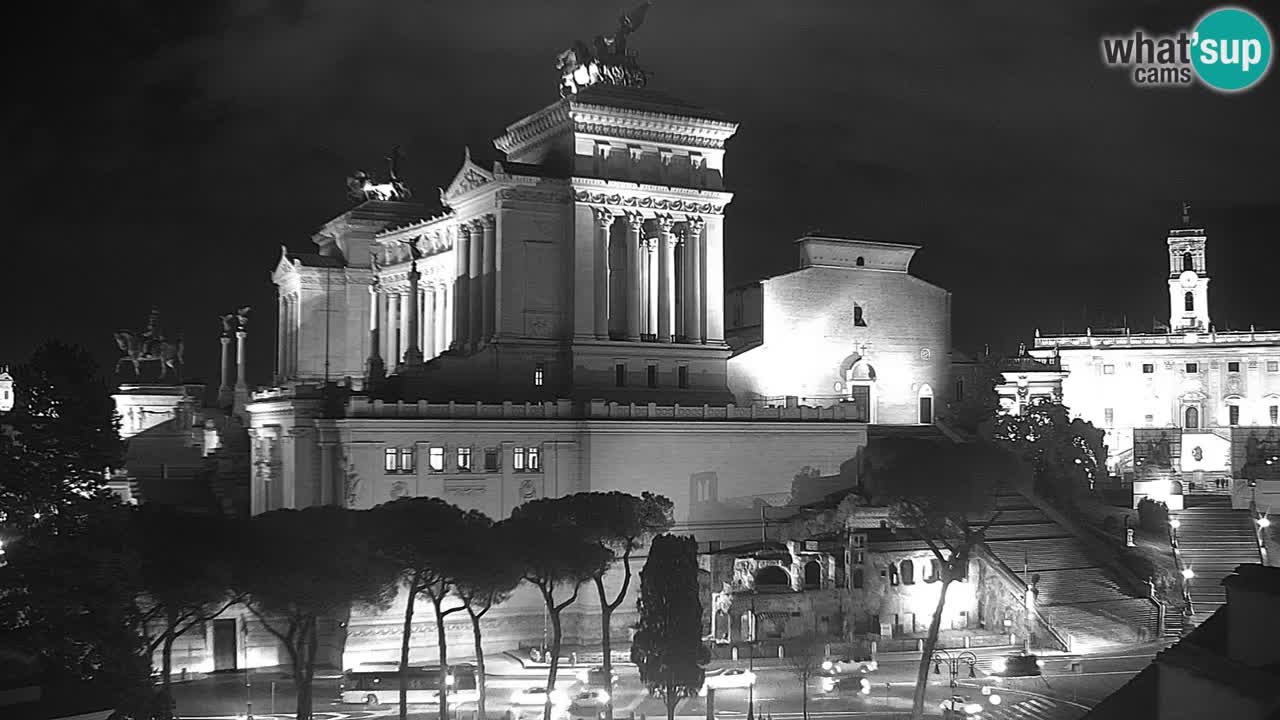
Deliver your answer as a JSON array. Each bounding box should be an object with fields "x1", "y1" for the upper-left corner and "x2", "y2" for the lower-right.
[{"x1": 1167, "y1": 202, "x2": 1210, "y2": 332}]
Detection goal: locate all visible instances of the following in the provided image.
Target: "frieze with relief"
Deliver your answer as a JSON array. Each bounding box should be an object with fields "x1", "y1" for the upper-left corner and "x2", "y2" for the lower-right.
[{"x1": 573, "y1": 190, "x2": 723, "y2": 215}]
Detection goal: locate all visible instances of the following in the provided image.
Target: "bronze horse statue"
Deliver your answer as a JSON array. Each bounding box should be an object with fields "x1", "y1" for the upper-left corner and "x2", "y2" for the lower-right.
[{"x1": 114, "y1": 330, "x2": 184, "y2": 379}]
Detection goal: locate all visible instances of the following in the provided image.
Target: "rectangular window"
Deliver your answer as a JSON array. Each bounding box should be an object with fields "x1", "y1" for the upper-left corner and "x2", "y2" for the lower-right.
[
  {"x1": 1271, "y1": 406, "x2": 1278, "y2": 424},
  {"x1": 534, "y1": 364, "x2": 545, "y2": 386},
  {"x1": 384, "y1": 448, "x2": 398, "y2": 473},
  {"x1": 514, "y1": 447, "x2": 526, "y2": 471},
  {"x1": 429, "y1": 447, "x2": 445, "y2": 472},
  {"x1": 678, "y1": 366, "x2": 689, "y2": 389},
  {"x1": 527, "y1": 446, "x2": 541, "y2": 471},
  {"x1": 647, "y1": 364, "x2": 658, "y2": 388},
  {"x1": 954, "y1": 379, "x2": 964, "y2": 402},
  {"x1": 1228, "y1": 361, "x2": 1241, "y2": 373},
  {"x1": 1142, "y1": 364, "x2": 1154, "y2": 374},
  {"x1": 457, "y1": 447, "x2": 472, "y2": 472},
  {"x1": 1105, "y1": 408, "x2": 1114, "y2": 426},
  {"x1": 1270, "y1": 361, "x2": 1280, "y2": 373},
  {"x1": 615, "y1": 363, "x2": 626, "y2": 387},
  {"x1": 853, "y1": 550, "x2": 864, "y2": 565},
  {"x1": 1186, "y1": 363, "x2": 1199, "y2": 374},
  {"x1": 1103, "y1": 364, "x2": 1115, "y2": 375},
  {"x1": 1229, "y1": 405, "x2": 1240, "y2": 426},
  {"x1": 399, "y1": 448, "x2": 414, "y2": 473},
  {"x1": 484, "y1": 449, "x2": 499, "y2": 472}
]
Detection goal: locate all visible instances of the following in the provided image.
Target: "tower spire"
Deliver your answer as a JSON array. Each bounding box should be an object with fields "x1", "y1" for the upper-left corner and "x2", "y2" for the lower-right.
[{"x1": 1181, "y1": 200, "x2": 1192, "y2": 227}]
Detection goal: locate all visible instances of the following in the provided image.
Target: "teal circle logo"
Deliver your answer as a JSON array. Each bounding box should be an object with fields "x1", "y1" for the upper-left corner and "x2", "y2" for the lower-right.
[{"x1": 1192, "y1": 6, "x2": 1273, "y2": 92}]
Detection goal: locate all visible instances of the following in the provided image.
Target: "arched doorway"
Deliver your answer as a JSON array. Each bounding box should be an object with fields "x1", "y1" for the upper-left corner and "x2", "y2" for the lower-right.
[
  {"x1": 1185, "y1": 406, "x2": 1200, "y2": 429},
  {"x1": 846, "y1": 360, "x2": 877, "y2": 423},
  {"x1": 755, "y1": 565, "x2": 790, "y2": 589},
  {"x1": 803, "y1": 560, "x2": 821, "y2": 589},
  {"x1": 917, "y1": 384, "x2": 934, "y2": 424}
]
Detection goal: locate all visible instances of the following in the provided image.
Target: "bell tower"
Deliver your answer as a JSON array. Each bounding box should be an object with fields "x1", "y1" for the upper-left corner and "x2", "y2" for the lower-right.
[{"x1": 1167, "y1": 202, "x2": 1210, "y2": 332}]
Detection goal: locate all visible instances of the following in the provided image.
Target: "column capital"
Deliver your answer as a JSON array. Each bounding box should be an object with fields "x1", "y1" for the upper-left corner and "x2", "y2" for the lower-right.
[
  {"x1": 236, "y1": 330, "x2": 247, "y2": 340},
  {"x1": 458, "y1": 221, "x2": 475, "y2": 238},
  {"x1": 479, "y1": 213, "x2": 496, "y2": 230},
  {"x1": 593, "y1": 206, "x2": 617, "y2": 229},
  {"x1": 656, "y1": 215, "x2": 677, "y2": 234},
  {"x1": 625, "y1": 212, "x2": 646, "y2": 231},
  {"x1": 685, "y1": 216, "x2": 706, "y2": 234}
]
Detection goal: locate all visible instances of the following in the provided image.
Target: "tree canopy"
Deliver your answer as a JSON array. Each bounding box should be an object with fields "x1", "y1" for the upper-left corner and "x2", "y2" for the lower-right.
[
  {"x1": 632, "y1": 534, "x2": 708, "y2": 720},
  {"x1": 993, "y1": 398, "x2": 1107, "y2": 506}
]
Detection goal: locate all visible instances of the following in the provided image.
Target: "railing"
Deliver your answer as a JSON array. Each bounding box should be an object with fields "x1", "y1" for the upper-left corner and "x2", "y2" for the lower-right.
[
  {"x1": 975, "y1": 544, "x2": 1071, "y2": 652},
  {"x1": 347, "y1": 398, "x2": 574, "y2": 419}
]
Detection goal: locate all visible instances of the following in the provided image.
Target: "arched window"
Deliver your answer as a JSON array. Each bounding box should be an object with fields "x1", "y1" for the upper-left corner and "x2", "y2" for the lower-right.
[
  {"x1": 853, "y1": 305, "x2": 867, "y2": 327},
  {"x1": 900, "y1": 559, "x2": 915, "y2": 585},
  {"x1": 852, "y1": 569, "x2": 864, "y2": 589},
  {"x1": 1183, "y1": 252, "x2": 1194, "y2": 271},
  {"x1": 1185, "y1": 292, "x2": 1195, "y2": 312},
  {"x1": 856, "y1": 256, "x2": 865, "y2": 267},
  {"x1": 755, "y1": 565, "x2": 790, "y2": 589},
  {"x1": 1185, "y1": 406, "x2": 1200, "y2": 429},
  {"x1": 926, "y1": 559, "x2": 941, "y2": 583},
  {"x1": 804, "y1": 560, "x2": 821, "y2": 589}
]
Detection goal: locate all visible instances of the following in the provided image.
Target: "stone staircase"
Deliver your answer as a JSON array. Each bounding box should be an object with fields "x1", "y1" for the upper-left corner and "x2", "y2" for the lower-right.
[
  {"x1": 980, "y1": 491, "x2": 1159, "y2": 651},
  {"x1": 1176, "y1": 494, "x2": 1262, "y2": 624}
]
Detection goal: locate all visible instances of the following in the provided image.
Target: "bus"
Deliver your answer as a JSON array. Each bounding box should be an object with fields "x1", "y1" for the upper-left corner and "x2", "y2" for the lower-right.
[{"x1": 339, "y1": 663, "x2": 478, "y2": 706}]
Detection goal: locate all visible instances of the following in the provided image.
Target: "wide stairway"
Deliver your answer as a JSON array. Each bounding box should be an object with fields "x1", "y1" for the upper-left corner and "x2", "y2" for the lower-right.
[
  {"x1": 1177, "y1": 494, "x2": 1261, "y2": 624},
  {"x1": 980, "y1": 491, "x2": 1159, "y2": 651}
]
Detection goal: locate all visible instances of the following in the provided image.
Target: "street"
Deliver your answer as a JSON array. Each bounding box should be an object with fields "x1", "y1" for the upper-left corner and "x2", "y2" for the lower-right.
[{"x1": 172, "y1": 643, "x2": 1168, "y2": 720}]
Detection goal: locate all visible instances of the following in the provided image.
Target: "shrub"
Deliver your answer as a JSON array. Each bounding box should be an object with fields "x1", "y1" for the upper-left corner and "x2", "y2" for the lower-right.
[{"x1": 1137, "y1": 498, "x2": 1169, "y2": 532}]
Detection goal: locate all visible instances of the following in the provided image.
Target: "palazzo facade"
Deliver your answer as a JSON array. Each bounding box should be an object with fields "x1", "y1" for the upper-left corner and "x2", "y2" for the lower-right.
[
  {"x1": 1011, "y1": 214, "x2": 1280, "y2": 507},
  {"x1": 237, "y1": 80, "x2": 956, "y2": 671}
]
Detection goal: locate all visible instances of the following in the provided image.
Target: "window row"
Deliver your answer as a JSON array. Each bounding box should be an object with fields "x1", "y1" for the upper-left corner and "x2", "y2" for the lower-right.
[
  {"x1": 1126, "y1": 360, "x2": 1280, "y2": 375},
  {"x1": 615, "y1": 362, "x2": 690, "y2": 389},
  {"x1": 384, "y1": 445, "x2": 541, "y2": 474}
]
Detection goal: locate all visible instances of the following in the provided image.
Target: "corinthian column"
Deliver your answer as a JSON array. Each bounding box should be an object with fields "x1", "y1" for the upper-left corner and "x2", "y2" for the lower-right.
[
  {"x1": 657, "y1": 216, "x2": 676, "y2": 343},
  {"x1": 367, "y1": 283, "x2": 384, "y2": 384},
  {"x1": 593, "y1": 208, "x2": 614, "y2": 339},
  {"x1": 646, "y1": 239, "x2": 658, "y2": 337},
  {"x1": 402, "y1": 263, "x2": 423, "y2": 368},
  {"x1": 235, "y1": 329, "x2": 248, "y2": 390},
  {"x1": 480, "y1": 215, "x2": 496, "y2": 344},
  {"x1": 468, "y1": 219, "x2": 483, "y2": 350},
  {"x1": 454, "y1": 224, "x2": 471, "y2": 351},
  {"x1": 386, "y1": 288, "x2": 400, "y2": 363},
  {"x1": 685, "y1": 217, "x2": 705, "y2": 344},
  {"x1": 276, "y1": 293, "x2": 286, "y2": 380},
  {"x1": 424, "y1": 284, "x2": 437, "y2": 359},
  {"x1": 625, "y1": 214, "x2": 643, "y2": 341},
  {"x1": 219, "y1": 334, "x2": 232, "y2": 403}
]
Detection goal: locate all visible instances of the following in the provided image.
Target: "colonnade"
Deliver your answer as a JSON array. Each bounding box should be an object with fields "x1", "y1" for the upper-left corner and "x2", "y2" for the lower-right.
[
  {"x1": 276, "y1": 292, "x2": 299, "y2": 378},
  {"x1": 594, "y1": 209, "x2": 707, "y2": 343},
  {"x1": 370, "y1": 280, "x2": 455, "y2": 368}
]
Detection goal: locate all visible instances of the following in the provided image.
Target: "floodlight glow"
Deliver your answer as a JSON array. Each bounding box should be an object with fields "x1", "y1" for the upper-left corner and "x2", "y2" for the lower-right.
[
  {"x1": 1182, "y1": 567, "x2": 1195, "y2": 580},
  {"x1": 989, "y1": 694, "x2": 1002, "y2": 706},
  {"x1": 1170, "y1": 518, "x2": 1181, "y2": 529},
  {"x1": 1258, "y1": 517, "x2": 1271, "y2": 529}
]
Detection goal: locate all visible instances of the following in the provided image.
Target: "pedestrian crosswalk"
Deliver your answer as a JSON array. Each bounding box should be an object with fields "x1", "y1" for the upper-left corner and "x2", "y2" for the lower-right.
[{"x1": 981, "y1": 695, "x2": 1083, "y2": 720}]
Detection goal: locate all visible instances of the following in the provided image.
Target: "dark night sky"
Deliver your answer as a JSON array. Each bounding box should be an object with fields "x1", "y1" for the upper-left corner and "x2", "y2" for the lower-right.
[{"x1": 5, "y1": 1, "x2": 1279, "y2": 391}]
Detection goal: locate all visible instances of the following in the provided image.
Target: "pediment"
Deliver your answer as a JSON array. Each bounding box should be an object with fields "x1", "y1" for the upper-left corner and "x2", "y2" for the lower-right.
[{"x1": 441, "y1": 148, "x2": 495, "y2": 203}]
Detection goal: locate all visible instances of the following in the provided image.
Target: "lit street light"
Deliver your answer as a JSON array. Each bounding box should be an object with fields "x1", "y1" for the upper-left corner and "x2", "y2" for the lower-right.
[
  {"x1": 1181, "y1": 567, "x2": 1195, "y2": 580},
  {"x1": 1257, "y1": 516, "x2": 1271, "y2": 529},
  {"x1": 1170, "y1": 518, "x2": 1181, "y2": 529}
]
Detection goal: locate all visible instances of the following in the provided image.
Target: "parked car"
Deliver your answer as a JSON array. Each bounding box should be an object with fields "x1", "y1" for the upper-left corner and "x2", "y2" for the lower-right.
[
  {"x1": 821, "y1": 656, "x2": 878, "y2": 675},
  {"x1": 990, "y1": 651, "x2": 1044, "y2": 678},
  {"x1": 699, "y1": 668, "x2": 757, "y2": 695},
  {"x1": 939, "y1": 695, "x2": 984, "y2": 718}
]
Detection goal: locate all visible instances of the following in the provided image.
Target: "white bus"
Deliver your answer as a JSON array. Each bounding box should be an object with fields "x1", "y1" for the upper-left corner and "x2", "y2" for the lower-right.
[{"x1": 339, "y1": 663, "x2": 479, "y2": 706}]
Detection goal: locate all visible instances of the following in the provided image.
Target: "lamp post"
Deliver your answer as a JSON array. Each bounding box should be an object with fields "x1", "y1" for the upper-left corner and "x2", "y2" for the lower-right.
[
  {"x1": 747, "y1": 595, "x2": 757, "y2": 720},
  {"x1": 1169, "y1": 517, "x2": 1180, "y2": 548},
  {"x1": 930, "y1": 649, "x2": 978, "y2": 689}
]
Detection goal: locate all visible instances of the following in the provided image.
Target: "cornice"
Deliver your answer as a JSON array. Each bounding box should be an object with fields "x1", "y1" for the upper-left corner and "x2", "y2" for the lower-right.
[
  {"x1": 571, "y1": 179, "x2": 732, "y2": 217},
  {"x1": 494, "y1": 102, "x2": 573, "y2": 155}
]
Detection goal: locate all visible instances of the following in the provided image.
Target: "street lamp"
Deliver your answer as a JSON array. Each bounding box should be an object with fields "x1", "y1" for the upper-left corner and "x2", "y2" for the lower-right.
[
  {"x1": 1181, "y1": 567, "x2": 1195, "y2": 581},
  {"x1": 930, "y1": 649, "x2": 977, "y2": 689}
]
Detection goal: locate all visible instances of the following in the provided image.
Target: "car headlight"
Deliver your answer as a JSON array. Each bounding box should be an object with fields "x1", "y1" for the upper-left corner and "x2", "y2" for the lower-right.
[
  {"x1": 991, "y1": 659, "x2": 1006, "y2": 673},
  {"x1": 1036, "y1": 659, "x2": 1044, "y2": 668},
  {"x1": 598, "y1": 692, "x2": 610, "y2": 704},
  {"x1": 822, "y1": 661, "x2": 833, "y2": 672},
  {"x1": 820, "y1": 678, "x2": 834, "y2": 692},
  {"x1": 964, "y1": 703, "x2": 983, "y2": 714}
]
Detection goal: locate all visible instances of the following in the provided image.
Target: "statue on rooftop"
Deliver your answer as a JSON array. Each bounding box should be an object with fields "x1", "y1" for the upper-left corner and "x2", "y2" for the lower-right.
[
  {"x1": 347, "y1": 146, "x2": 412, "y2": 202},
  {"x1": 557, "y1": 1, "x2": 652, "y2": 97},
  {"x1": 115, "y1": 307, "x2": 184, "y2": 381}
]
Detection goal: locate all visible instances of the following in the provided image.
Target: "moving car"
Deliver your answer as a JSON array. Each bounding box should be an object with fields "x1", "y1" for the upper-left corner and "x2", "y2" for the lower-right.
[
  {"x1": 821, "y1": 656, "x2": 878, "y2": 674},
  {"x1": 818, "y1": 675, "x2": 871, "y2": 695},
  {"x1": 511, "y1": 686, "x2": 571, "y2": 708},
  {"x1": 989, "y1": 651, "x2": 1044, "y2": 678},
  {"x1": 699, "y1": 668, "x2": 757, "y2": 695},
  {"x1": 574, "y1": 667, "x2": 619, "y2": 689},
  {"x1": 566, "y1": 689, "x2": 611, "y2": 720},
  {"x1": 939, "y1": 695, "x2": 984, "y2": 719}
]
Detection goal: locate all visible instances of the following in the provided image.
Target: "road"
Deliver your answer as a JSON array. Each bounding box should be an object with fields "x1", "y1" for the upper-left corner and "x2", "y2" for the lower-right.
[{"x1": 172, "y1": 643, "x2": 1168, "y2": 720}]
